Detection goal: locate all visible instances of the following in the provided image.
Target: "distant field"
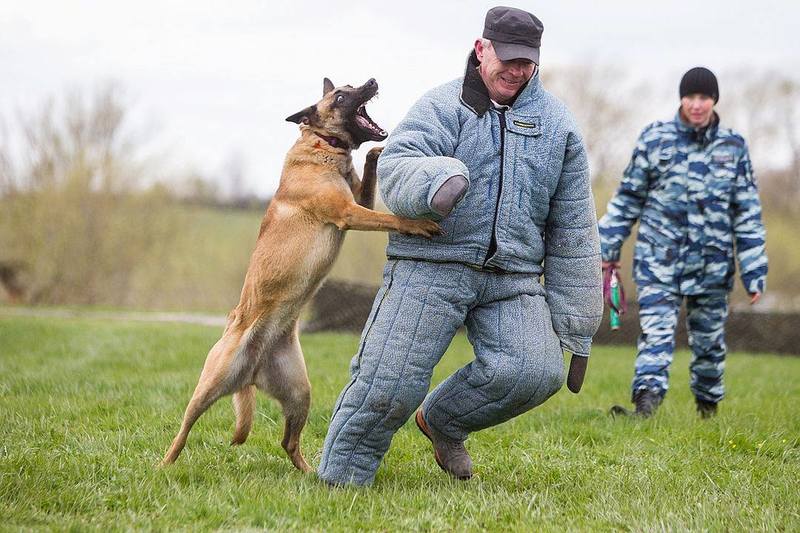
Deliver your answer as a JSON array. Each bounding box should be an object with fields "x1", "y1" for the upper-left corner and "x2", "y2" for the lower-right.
[
  {"x1": 121, "y1": 203, "x2": 800, "y2": 312},
  {"x1": 122, "y1": 204, "x2": 390, "y2": 312},
  {"x1": 1, "y1": 195, "x2": 797, "y2": 311},
  {"x1": 1, "y1": 314, "x2": 798, "y2": 530}
]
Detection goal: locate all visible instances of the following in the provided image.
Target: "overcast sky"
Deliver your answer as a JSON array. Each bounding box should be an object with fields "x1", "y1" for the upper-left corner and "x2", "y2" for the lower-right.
[{"x1": 2, "y1": 0, "x2": 798, "y2": 196}]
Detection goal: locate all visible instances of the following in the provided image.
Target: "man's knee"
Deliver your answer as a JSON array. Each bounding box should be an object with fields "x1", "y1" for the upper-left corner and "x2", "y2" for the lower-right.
[
  {"x1": 329, "y1": 332, "x2": 440, "y2": 440},
  {"x1": 536, "y1": 357, "x2": 565, "y2": 399},
  {"x1": 358, "y1": 376, "x2": 428, "y2": 427},
  {"x1": 488, "y1": 356, "x2": 563, "y2": 403}
]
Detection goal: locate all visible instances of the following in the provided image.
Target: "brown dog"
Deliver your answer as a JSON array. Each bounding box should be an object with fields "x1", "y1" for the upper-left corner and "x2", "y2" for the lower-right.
[{"x1": 160, "y1": 78, "x2": 441, "y2": 471}]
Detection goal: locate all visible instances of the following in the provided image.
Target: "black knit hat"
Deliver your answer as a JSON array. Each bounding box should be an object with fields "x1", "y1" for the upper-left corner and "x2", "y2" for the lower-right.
[{"x1": 679, "y1": 67, "x2": 719, "y2": 103}]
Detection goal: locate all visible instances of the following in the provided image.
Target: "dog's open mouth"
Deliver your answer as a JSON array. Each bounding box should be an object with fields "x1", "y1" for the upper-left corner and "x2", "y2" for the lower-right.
[{"x1": 354, "y1": 104, "x2": 387, "y2": 141}]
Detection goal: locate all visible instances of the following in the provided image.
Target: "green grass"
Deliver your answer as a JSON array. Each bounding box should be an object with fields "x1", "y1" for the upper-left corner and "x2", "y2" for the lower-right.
[{"x1": 1, "y1": 314, "x2": 798, "y2": 531}]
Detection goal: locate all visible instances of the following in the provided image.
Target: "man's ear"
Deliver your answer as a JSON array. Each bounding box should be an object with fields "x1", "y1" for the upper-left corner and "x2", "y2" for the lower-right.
[
  {"x1": 474, "y1": 39, "x2": 484, "y2": 61},
  {"x1": 285, "y1": 105, "x2": 318, "y2": 125},
  {"x1": 323, "y1": 78, "x2": 335, "y2": 96}
]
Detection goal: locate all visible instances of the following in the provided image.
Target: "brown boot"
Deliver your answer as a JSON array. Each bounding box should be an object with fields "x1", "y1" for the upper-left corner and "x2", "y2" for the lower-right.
[{"x1": 415, "y1": 410, "x2": 472, "y2": 480}]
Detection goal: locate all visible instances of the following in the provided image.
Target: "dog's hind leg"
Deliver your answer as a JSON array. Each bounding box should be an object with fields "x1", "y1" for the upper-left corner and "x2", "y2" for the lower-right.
[
  {"x1": 231, "y1": 385, "x2": 256, "y2": 445},
  {"x1": 257, "y1": 321, "x2": 312, "y2": 473},
  {"x1": 160, "y1": 331, "x2": 246, "y2": 466}
]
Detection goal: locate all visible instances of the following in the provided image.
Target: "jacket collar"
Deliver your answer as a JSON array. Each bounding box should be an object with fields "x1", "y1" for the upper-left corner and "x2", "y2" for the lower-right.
[
  {"x1": 674, "y1": 109, "x2": 720, "y2": 145},
  {"x1": 459, "y1": 50, "x2": 541, "y2": 117}
]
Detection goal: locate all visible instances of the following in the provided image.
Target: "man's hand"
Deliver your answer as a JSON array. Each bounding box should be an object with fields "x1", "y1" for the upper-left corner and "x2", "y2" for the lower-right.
[
  {"x1": 749, "y1": 292, "x2": 761, "y2": 305},
  {"x1": 566, "y1": 353, "x2": 588, "y2": 393}
]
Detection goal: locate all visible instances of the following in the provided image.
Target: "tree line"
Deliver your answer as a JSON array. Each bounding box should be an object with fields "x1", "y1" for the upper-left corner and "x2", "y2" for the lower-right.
[{"x1": 1, "y1": 69, "x2": 798, "y2": 307}]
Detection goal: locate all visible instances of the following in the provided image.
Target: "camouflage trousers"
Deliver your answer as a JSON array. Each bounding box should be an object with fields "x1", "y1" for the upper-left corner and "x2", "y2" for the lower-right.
[{"x1": 632, "y1": 285, "x2": 728, "y2": 403}]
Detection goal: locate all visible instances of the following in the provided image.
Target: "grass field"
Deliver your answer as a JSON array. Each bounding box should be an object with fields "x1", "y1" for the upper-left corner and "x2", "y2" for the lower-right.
[{"x1": 1, "y1": 314, "x2": 798, "y2": 531}]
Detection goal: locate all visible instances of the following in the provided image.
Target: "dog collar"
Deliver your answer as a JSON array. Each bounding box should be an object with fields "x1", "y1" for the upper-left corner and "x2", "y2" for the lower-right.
[{"x1": 315, "y1": 132, "x2": 348, "y2": 149}]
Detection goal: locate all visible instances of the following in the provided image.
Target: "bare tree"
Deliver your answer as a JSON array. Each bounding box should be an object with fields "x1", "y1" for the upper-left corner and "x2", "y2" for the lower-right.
[
  {"x1": 223, "y1": 150, "x2": 246, "y2": 204},
  {"x1": 543, "y1": 64, "x2": 650, "y2": 185},
  {"x1": 0, "y1": 84, "x2": 177, "y2": 305},
  {"x1": 722, "y1": 70, "x2": 800, "y2": 200}
]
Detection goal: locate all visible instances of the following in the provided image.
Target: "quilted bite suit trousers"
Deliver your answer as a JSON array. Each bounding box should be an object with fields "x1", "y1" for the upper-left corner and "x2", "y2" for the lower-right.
[{"x1": 318, "y1": 259, "x2": 566, "y2": 486}]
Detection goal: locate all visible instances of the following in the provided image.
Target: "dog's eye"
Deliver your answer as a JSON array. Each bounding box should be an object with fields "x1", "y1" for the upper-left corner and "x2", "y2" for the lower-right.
[{"x1": 336, "y1": 95, "x2": 345, "y2": 103}]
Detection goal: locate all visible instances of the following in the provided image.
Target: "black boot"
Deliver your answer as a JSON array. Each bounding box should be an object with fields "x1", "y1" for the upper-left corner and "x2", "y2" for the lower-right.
[
  {"x1": 695, "y1": 398, "x2": 718, "y2": 419},
  {"x1": 610, "y1": 389, "x2": 662, "y2": 418}
]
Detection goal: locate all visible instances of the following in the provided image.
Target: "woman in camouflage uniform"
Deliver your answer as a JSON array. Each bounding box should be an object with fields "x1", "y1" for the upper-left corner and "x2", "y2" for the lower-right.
[{"x1": 599, "y1": 67, "x2": 767, "y2": 418}]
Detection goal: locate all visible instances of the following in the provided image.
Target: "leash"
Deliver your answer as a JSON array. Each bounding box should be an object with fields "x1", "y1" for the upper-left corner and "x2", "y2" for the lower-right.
[{"x1": 602, "y1": 265, "x2": 627, "y2": 315}]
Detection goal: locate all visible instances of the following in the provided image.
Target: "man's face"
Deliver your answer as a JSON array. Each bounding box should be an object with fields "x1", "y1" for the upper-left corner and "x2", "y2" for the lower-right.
[
  {"x1": 680, "y1": 93, "x2": 715, "y2": 127},
  {"x1": 475, "y1": 39, "x2": 536, "y2": 104}
]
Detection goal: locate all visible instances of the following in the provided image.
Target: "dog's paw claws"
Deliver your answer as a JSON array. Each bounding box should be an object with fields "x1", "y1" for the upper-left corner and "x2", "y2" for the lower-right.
[{"x1": 412, "y1": 220, "x2": 442, "y2": 238}]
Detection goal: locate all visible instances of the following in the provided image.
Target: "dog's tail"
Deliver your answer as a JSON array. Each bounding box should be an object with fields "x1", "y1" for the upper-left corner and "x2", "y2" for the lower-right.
[{"x1": 231, "y1": 385, "x2": 256, "y2": 445}]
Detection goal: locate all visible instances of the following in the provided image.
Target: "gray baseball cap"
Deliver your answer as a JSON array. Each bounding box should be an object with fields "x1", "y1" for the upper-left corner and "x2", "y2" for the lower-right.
[{"x1": 482, "y1": 6, "x2": 543, "y2": 64}]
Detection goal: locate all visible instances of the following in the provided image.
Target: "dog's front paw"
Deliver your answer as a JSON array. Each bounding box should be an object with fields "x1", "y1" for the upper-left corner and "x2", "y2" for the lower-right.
[
  {"x1": 366, "y1": 146, "x2": 384, "y2": 162},
  {"x1": 403, "y1": 219, "x2": 442, "y2": 239}
]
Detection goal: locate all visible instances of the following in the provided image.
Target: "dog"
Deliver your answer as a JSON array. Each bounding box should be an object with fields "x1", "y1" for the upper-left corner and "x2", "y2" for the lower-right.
[{"x1": 160, "y1": 78, "x2": 441, "y2": 472}]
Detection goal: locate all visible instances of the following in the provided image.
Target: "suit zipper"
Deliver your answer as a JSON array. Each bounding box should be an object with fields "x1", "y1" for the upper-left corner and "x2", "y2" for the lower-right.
[{"x1": 483, "y1": 108, "x2": 506, "y2": 267}]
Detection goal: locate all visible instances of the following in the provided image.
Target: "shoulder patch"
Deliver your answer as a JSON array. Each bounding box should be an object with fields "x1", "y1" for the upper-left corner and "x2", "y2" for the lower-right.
[
  {"x1": 717, "y1": 130, "x2": 745, "y2": 148},
  {"x1": 712, "y1": 153, "x2": 735, "y2": 164}
]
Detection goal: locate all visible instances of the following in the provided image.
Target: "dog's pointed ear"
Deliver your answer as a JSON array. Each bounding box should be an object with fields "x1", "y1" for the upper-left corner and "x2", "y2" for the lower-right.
[
  {"x1": 285, "y1": 105, "x2": 318, "y2": 125},
  {"x1": 323, "y1": 78, "x2": 335, "y2": 96}
]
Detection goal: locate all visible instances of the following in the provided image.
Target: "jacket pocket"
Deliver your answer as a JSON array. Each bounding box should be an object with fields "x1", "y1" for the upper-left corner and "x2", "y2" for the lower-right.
[
  {"x1": 707, "y1": 162, "x2": 735, "y2": 203},
  {"x1": 634, "y1": 232, "x2": 678, "y2": 286},
  {"x1": 656, "y1": 145, "x2": 675, "y2": 173},
  {"x1": 701, "y1": 243, "x2": 734, "y2": 288}
]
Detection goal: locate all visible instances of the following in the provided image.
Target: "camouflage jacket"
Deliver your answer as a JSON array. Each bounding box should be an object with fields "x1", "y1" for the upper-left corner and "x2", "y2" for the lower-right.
[{"x1": 598, "y1": 112, "x2": 767, "y2": 295}]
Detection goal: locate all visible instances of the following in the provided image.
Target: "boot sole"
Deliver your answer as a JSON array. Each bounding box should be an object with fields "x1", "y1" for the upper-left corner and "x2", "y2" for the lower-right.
[
  {"x1": 609, "y1": 404, "x2": 657, "y2": 418},
  {"x1": 415, "y1": 410, "x2": 446, "y2": 472},
  {"x1": 609, "y1": 405, "x2": 633, "y2": 417}
]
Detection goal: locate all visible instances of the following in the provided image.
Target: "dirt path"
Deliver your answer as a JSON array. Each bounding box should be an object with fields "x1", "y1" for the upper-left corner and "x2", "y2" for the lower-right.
[{"x1": 0, "y1": 306, "x2": 227, "y2": 327}]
